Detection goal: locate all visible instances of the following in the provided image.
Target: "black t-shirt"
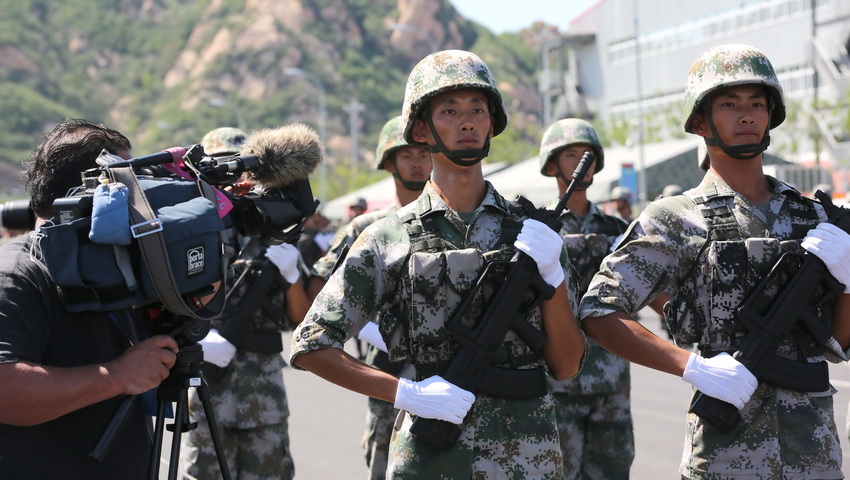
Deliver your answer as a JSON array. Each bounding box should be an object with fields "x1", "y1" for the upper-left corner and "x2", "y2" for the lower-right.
[{"x1": 0, "y1": 236, "x2": 153, "y2": 479}]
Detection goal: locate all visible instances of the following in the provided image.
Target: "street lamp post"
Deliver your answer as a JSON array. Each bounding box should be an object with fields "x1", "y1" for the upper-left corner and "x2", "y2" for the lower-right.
[
  {"x1": 284, "y1": 67, "x2": 328, "y2": 206},
  {"x1": 388, "y1": 23, "x2": 437, "y2": 52}
]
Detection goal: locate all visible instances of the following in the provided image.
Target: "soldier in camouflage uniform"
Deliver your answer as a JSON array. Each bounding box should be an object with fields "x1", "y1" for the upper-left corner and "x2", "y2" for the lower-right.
[
  {"x1": 310, "y1": 115, "x2": 432, "y2": 480},
  {"x1": 538, "y1": 118, "x2": 633, "y2": 479},
  {"x1": 180, "y1": 127, "x2": 312, "y2": 480},
  {"x1": 290, "y1": 50, "x2": 587, "y2": 479},
  {"x1": 579, "y1": 44, "x2": 850, "y2": 479}
]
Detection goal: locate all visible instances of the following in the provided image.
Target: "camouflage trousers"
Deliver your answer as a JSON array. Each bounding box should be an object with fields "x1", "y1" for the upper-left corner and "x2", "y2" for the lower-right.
[
  {"x1": 362, "y1": 397, "x2": 398, "y2": 480},
  {"x1": 553, "y1": 391, "x2": 634, "y2": 480},
  {"x1": 179, "y1": 419, "x2": 294, "y2": 480},
  {"x1": 388, "y1": 392, "x2": 563, "y2": 479},
  {"x1": 681, "y1": 384, "x2": 842, "y2": 479}
]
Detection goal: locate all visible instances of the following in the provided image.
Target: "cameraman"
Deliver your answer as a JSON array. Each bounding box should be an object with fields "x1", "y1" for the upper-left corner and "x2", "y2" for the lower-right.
[
  {"x1": 0, "y1": 118, "x2": 179, "y2": 478},
  {"x1": 179, "y1": 127, "x2": 310, "y2": 480}
]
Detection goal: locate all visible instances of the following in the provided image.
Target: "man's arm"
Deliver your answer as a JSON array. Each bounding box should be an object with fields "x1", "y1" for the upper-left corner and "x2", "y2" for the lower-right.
[
  {"x1": 0, "y1": 335, "x2": 178, "y2": 426},
  {"x1": 284, "y1": 281, "x2": 311, "y2": 326},
  {"x1": 540, "y1": 284, "x2": 586, "y2": 380},
  {"x1": 293, "y1": 348, "x2": 399, "y2": 402},
  {"x1": 582, "y1": 311, "x2": 689, "y2": 376},
  {"x1": 801, "y1": 222, "x2": 850, "y2": 350},
  {"x1": 584, "y1": 311, "x2": 756, "y2": 411}
]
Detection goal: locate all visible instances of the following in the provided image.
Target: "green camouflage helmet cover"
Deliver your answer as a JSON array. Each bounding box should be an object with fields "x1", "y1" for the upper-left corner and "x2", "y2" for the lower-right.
[
  {"x1": 683, "y1": 43, "x2": 785, "y2": 133},
  {"x1": 402, "y1": 50, "x2": 508, "y2": 146},
  {"x1": 374, "y1": 115, "x2": 409, "y2": 170},
  {"x1": 538, "y1": 118, "x2": 604, "y2": 176},
  {"x1": 201, "y1": 127, "x2": 248, "y2": 156}
]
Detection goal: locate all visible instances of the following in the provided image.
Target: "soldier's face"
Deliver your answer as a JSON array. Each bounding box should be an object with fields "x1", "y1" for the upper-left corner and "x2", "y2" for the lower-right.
[
  {"x1": 413, "y1": 88, "x2": 494, "y2": 151},
  {"x1": 548, "y1": 144, "x2": 596, "y2": 180},
  {"x1": 387, "y1": 146, "x2": 432, "y2": 182},
  {"x1": 694, "y1": 84, "x2": 769, "y2": 146}
]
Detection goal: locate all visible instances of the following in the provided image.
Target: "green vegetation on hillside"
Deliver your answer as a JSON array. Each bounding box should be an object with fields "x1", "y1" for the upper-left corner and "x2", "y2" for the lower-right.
[{"x1": 0, "y1": 0, "x2": 547, "y2": 200}]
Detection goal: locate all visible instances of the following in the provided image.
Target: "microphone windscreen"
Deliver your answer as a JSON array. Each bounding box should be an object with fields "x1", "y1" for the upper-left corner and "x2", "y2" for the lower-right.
[{"x1": 240, "y1": 123, "x2": 323, "y2": 189}]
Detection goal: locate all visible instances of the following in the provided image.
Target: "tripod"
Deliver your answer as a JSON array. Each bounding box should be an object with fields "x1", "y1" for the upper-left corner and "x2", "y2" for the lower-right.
[{"x1": 149, "y1": 342, "x2": 232, "y2": 480}]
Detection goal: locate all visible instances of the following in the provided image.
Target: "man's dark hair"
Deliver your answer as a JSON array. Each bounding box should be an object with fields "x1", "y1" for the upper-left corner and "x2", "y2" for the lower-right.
[{"x1": 23, "y1": 118, "x2": 131, "y2": 218}]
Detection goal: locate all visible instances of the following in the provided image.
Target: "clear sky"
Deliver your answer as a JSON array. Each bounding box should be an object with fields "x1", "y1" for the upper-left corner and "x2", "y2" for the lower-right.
[{"x1": 449, "y1": 0, "x2": 600, "y2": 33}]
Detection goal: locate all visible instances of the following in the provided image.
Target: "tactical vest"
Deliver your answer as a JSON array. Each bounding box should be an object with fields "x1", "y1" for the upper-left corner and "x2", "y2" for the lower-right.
[
  {"x1": 389, "y1": 194, "x2": 548, "y2": 398},
  {"x1": 560, "y1": 214, "x2": 627, "y2": 297},
  {"x1": 663, "y1": 190, "x2": 828, "y2": 362}
]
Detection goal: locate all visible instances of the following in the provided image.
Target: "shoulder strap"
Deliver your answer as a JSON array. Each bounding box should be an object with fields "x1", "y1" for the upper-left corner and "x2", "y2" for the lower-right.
[
  {"x1": 111, "y1": 167, "x2": 229, "y2": 321},
  {"x1": 675, "y1": 194, "x2": 742, "y2": 284}
]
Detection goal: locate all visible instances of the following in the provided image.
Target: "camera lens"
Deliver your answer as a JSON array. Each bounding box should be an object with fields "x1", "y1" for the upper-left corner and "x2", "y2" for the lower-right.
[{"x1": 0, "y1": 199, "x2": 35, "y2": 231}]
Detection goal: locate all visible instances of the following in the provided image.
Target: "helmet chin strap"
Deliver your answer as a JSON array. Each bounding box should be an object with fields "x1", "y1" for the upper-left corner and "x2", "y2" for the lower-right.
[
  {"x1": 702, "y1": 106, "x2": 771, "y2": 160},
  {"x1": 391, "y1": 170, "x2": 428, "y2": 191},
  {"x1": 554, "y1": 164, "x2": 592, "y2": 191},
  {"x1": 424, "y1": 116, "x2": 490, "y2": 167}
]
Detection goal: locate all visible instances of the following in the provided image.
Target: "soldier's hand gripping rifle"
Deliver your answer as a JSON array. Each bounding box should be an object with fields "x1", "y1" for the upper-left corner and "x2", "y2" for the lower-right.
[
  {"x1": 690, "y1": 190, "x2": 850, "y2": 434},
  {"x1": 216, "y1": 238, "x2": 292, "y2": 353},
  {"x1": 408, "y1": 152, "x2": 596, "y2": 451}
]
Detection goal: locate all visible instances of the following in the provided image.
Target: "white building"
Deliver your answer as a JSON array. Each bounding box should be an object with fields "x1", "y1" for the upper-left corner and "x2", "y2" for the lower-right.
[{"x1": 542, "y1": 0, "x2": 850, "y2": 202}]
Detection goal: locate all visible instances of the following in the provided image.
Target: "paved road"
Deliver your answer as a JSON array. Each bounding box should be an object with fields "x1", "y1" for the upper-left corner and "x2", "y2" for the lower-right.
[{"x1": 159, "y1": 307, "x2": 850, "y2": 479}]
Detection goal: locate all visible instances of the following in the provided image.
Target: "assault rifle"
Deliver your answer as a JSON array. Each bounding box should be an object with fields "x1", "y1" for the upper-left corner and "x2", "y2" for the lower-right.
[
  {"x1": 690, "y1": 190, "x2": 849, "y2": 433},
  {"x1": 408, "y1": 152, "x2": 596, "y2": 450},
  {"x1": 217, "y1": 239, "x2": 291, "y2": 353}
]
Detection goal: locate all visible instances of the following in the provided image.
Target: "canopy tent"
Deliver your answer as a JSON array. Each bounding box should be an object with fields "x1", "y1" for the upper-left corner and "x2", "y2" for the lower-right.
[{"x1": 486, "y1": 137, "x2": 704, "y2": 208}]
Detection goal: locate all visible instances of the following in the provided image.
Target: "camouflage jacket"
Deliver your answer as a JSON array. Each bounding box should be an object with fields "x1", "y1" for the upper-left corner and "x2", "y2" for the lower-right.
[
  {"x1": 548, "y1": 200, "x2": 629, "y2": 395},
  {"x1": 312, "y1": 200, "x2": 402, "y2": 280},
  {"x1": 193, "y1": 243, "x2": 300, "y2": 429},
  {"x1": 292, "y1": 182, "x2": 581, "y2": 478},
  {"x1": 579, "y1": 171, "x2": 844, "y2": 479}
]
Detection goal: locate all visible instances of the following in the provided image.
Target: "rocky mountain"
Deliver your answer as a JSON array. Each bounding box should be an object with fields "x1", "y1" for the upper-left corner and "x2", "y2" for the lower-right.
[{"x1": 0, "y1": 0, "x2": 562, "y2": 199}]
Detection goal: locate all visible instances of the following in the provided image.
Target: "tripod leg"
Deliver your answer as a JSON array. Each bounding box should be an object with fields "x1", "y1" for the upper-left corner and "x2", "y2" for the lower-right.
[
  {"x1": 149, "y1": 400, "x2": 169, "y2": 480},
  {"x1": 196, "y1": 377, "x2": 233, "y2": 480},
  {"x1": 167, "y1": 389, "x2": 189, "y2": 480}
]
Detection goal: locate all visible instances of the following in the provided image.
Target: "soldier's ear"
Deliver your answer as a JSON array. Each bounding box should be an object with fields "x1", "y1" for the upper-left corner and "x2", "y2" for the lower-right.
[
  {"x1": 411, "y1": 119, "x2": 430, "y2": 144},
  {"x1": 544, "y1": 160, "x2": 558, "y2": 177},
  {"x1": 690, "y1": 111, "x2": 710, "y2": 138}
]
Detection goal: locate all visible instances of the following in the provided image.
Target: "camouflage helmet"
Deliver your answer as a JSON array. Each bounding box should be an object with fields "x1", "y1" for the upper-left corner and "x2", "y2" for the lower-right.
[
  {"x1": 201, "y1": 127, "x2": 248, "y2": 156},
  {"x1": 402, "y1": 50, "x2": 508, "y2": 146},
  {"x1": 610, "y1": 186, "x2": 632, "y2": 202},
  {"x1": 374, "y1": 115, "x2": 409, "y2": 170},
  {"x1": 683, "y1": 44, "x2": 785, "y2": 133},
  {"x1": 538, "y1": 118, "x2": 604, "y2": 176}
]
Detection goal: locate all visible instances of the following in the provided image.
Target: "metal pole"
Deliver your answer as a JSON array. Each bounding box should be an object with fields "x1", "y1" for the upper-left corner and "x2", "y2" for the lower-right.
[
  {"x1": 633, "y1": 0, "x2": 647, "y2": 211},
  {"x1": 342, "y1": 100, "x2": 366, "y2": 191},
  {"x1": 284, "y1": 68, "x2": 328, "y2": 205}
]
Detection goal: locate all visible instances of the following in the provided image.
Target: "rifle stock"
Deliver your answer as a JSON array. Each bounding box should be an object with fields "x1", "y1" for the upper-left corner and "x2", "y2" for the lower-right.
[
  {"x1": 690, "y1": 190, "x2": 849, "y2": 433},
  {"x1": 408, "y1": 152, "x2": 596, "y2": 450}
]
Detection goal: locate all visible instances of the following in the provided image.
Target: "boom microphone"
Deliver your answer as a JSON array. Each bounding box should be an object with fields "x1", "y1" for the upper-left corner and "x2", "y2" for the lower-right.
[{"x1": 239, "y1": 122, "x2": 323, "y2": 189}]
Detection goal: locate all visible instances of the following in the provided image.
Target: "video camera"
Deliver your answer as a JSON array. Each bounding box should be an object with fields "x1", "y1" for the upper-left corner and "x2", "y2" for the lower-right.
[{"x1": 34, "y1": 125, "x2": 321, "y2": 338}]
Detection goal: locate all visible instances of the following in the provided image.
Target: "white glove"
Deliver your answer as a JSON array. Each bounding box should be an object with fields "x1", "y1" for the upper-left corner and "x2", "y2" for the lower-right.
[
  {"x1": 682, "y1": 352, "x2": 757, "y2": 410},
  {"x1": 514, "y1": 218, "x2": 565, "y2": 287},
  {"x1": 265, "y1": 243, "x2": 301, "y2": 284},
  {"x1": 200, "y1": 329, "x2": 236, "y2": 368},
  {"x1": 356, "y1": 321, "x2": 387, "y2": 353},
  {"x1": 802, "y1": 223, "x2": 850, "y2": 293},
  {"x1": 394, "y1": 375, "x2": 475, "y2": 424}
]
